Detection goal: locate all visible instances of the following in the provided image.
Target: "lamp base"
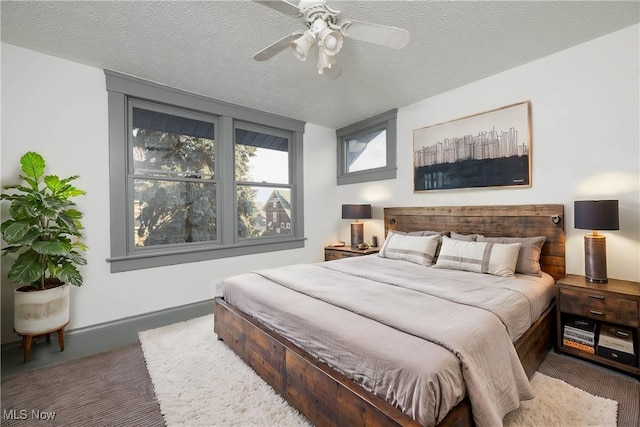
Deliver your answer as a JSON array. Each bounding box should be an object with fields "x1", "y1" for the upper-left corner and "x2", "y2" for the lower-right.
[
  {"x1": 584, "y1": 234, "x2": 608, "y2": 284},
  {"x1": 350, "y1": 223, "x2": 364, "y2": 248}
]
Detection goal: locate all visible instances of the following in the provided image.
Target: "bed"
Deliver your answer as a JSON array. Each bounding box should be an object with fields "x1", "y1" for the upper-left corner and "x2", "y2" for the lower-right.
[{"x1": 214, "y1": 204, "x2": 565, "y2": 427}]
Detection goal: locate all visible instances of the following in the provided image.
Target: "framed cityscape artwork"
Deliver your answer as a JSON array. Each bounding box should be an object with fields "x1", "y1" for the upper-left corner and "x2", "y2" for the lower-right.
[{"x1": 413, "y1": 101, "x2": 531, "y2": 191}]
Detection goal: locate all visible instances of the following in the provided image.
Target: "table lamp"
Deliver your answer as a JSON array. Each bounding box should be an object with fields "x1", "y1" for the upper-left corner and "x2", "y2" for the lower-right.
[
  {"x1": 342, "y1": 204, "x2": 372, "y2": 248},
  {"x1": 574, "y1": 200, "x2": 619, "y2": 283}
]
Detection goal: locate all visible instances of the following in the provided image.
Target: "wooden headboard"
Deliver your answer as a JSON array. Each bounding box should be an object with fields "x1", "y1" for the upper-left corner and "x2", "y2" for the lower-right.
[{"x1": 384, "y1": 204, "x2": 566, "y2": 281}]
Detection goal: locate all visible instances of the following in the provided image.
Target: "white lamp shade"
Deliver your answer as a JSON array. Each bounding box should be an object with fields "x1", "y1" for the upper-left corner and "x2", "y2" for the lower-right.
[
  {"x1": 291, "y1": 32, "x2": 315, "y2": 61},
  {"x1": 319, "y1": 28, "x2": 343, "y2": 56}
]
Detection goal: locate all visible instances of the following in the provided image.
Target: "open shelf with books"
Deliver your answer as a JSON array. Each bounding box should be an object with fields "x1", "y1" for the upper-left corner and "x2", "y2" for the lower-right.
[
  {"x1": 560, "y1": 313, "x2": 638, "y2": 371},
  {"x1": 556, "y1": 275, "x2": 640, "y2": 378}
]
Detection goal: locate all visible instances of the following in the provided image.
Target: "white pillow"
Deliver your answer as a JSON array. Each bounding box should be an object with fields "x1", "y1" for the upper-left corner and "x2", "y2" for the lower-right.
[
  {"x1": 434, "y1": 236, "x2": 521, "y2": 277},
  {"x1": 378, "y1": 231, "x2": 441, "y2": 266}
]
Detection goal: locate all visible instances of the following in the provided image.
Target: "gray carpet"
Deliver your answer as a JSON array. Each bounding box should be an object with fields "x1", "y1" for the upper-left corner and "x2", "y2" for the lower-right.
[
  {"x1": 1, "y1": 344, "x2": 638, "y2": 427},
  {"x1": 537, "y1": 351, "x2": 640, "y2": 427},
  {"x1": 1, "y1": 343, "x2": 164, "y2": 427}
]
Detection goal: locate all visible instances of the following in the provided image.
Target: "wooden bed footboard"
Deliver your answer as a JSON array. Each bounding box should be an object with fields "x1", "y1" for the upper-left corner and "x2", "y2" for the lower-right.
[
  {"x1": 214, "y1": 296, "x2": 430, "y2": 427},
  {"x1": 214, "y1": 296, "x2": 555, "y2": 427}
]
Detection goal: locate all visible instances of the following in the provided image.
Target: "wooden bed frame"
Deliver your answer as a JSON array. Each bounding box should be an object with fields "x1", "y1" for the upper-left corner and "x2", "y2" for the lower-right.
[{"x1": 214, "y1": 204, "x2": 565, "y2": 427}]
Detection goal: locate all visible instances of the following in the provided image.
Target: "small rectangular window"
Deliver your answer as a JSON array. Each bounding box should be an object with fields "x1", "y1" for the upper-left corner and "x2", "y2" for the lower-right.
[
  {"x1": 337, "y1": 109, "x2": 398, "y2": 185},
  {"x1": 346, "y1": 128, "x2": 387, "y2": 173}
]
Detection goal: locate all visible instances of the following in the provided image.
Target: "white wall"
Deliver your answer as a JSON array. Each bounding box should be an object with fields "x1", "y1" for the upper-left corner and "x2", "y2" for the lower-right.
[
  {"x1": 335, "y1": 24, "x2": 640, "y2": 283},
  {"x1": 0, "y1": 44, "x2": 338, "y2": 344},
  {"x1": 2, "y1": 24, "x2": 639, "y2": 343}
]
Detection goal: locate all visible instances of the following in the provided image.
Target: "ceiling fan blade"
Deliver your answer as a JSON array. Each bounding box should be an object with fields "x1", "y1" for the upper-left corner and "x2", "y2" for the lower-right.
[
  {"x1": 254, "y1": 31, "x2": 305, "y2": 61},
  {"x1": 253, "y1": 0, "x2": 304, "y2": 17},
  {"x1": 341, "y1": 20, "x2": 410, "y2": 49}
]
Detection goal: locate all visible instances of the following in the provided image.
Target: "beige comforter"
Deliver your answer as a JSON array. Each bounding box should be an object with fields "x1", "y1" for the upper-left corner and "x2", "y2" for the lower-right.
[{"x1": 221, "y1": 255, "x2": 555, "y2": 427}]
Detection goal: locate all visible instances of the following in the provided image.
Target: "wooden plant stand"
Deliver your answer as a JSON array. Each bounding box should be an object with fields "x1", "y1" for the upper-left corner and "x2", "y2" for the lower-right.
[{"x1": 15, "y1": 321, "x2": 69, "y2": 363}]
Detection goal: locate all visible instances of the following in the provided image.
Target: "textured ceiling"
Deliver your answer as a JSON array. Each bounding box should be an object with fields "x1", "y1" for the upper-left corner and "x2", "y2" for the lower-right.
[{"x1": 1, "y1": 1, "x2": 638, "y2": 129}]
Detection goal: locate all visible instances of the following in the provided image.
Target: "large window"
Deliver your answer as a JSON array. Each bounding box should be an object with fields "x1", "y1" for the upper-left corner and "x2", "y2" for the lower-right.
[
  {"x1": 105, "y1": 71, "x2": 305, "y2": 272},
  {"x1": 336, "y1": 109, "x2": 398, "y2": 185}
]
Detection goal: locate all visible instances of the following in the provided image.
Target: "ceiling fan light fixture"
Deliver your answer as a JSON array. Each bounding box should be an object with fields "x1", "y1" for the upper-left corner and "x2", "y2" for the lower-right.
[
  {"x1": 291, "y1": 30, "x2": 316, "y2": 61},
  {"x1": 317, "y1": 47, "x2": 336, "y2": 74},
  {"x1": 319, "y1": 28, "x2": 343, "y2": 56},
  {"x1": 253, "y1": 0, "x2": 410, "y2": 79}
]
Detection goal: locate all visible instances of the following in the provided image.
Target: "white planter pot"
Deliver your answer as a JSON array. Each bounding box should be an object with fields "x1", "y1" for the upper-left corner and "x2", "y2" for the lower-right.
[{"x1": 14, "y1": 283, "x2": 70, "y2": 335}]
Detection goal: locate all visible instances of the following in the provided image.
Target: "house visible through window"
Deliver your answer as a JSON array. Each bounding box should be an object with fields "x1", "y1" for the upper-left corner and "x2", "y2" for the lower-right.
[
  {"x1": 235, "y1": 126, "x2": 291, "y2": 239},
  {"x1": 105, "y1": 71, "x2": 305, "y2": 272}
]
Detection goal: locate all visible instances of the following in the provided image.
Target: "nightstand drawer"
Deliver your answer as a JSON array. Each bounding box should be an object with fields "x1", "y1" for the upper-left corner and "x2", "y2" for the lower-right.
[
  {"x1": 559, "y1": 288, "x2": 639, "y2": 327},
  {"x1": 324, "y1": 246, "x2": 380, "y2": 261},
  {"x1": 325, "y1": 249, "x2": 351, "y2": 261}
]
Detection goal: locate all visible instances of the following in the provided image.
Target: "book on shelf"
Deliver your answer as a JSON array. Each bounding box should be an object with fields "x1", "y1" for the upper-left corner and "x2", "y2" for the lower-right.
[
  {"x1": 564, "y1": 329, "x2": 595, "y2": 345},
  {"x1": 564, "y1": 317, "x2": 596, "y2": 335},
  {"x1": 563, "y1": 338, "x2": 595, "y2": 354},
  {"x1": 598, "y1": 324, "x2": 635, "y2": 355},
  {"x1": 563, "y1": 317, "x2": 596, "y2": 344}
]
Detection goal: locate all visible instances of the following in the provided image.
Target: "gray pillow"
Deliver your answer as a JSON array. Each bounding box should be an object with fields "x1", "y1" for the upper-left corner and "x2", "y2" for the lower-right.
[
  {"x1": 450, "y1": 231, "x2": 478, "y2": 241},
  {"x1": 405, "y1": 230, "x2": 450, "y2": 237},
  {"x1": 476, "y1": 235, "x2": 547, "y2": 276}
]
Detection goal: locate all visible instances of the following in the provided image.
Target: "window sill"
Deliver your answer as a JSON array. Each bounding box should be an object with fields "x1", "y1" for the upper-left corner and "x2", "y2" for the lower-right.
[
  {"x1": 107, "y1": 238, "x2": 306, "y2": 273},
  {"x1": 337, "y1": 167, "x2": 397, "y2": 185}
]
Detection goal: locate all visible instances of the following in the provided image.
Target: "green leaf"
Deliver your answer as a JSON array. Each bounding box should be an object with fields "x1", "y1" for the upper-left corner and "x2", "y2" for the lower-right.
[
  {"x1": 57, "y1": 264, "x2": 83, "y2": 287},
  {"x1": 6, "y1": 229, "x2": 41, "y2": 246},
  {"x1": 32, "y1": 240, "x2": 72, "y2": 255},
  {"x1": 45, "y1": 175, "x2": 85, "y2": 198},
  {"x1": 7, "y1": 251, "x2": 44, "y2": 285},
  {"x1": 2, "y1": 184, "x2": 34, "y2": 194},
  {"x1": 44, "y1": 175, "x2": 62, "y2": 193},
  {"x1": 62, "y1": 208, "x2": 81, "y2": 217},
  {"x1": 66, "y1": 250, "x2": 87, "y2": 265},
  {"x1": 1, "y1": 221, "x2": 30, "y2": 243},
  {"x1": 1, "y1": 245, "x2": 22, "y2": 255},
  {"x1": 20, "y1": 152, "x2": 45, "y2": 184},
  {"x1": 57, "y1": 210, "x2": 84, "y2": 234},
  {"x1": 19, "y1": 176, "x2": 39, "y2": 190},
  {"x1": 0, "y1": 219, "x2": 15, "y2": 233},
  {"x1": 63, "y1": 187, "x2": 86, "y2": 198},
  {"x1": 72, "y1": 241, "x2": 88, "y2": 252}
]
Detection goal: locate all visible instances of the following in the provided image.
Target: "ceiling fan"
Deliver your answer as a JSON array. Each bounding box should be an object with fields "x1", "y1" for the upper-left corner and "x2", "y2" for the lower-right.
[{"x1": 253, "y1": 0, "x2": 410, "y2": 79}]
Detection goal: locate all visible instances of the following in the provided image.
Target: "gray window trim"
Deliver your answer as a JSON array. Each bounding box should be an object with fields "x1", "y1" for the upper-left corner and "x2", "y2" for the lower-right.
[
  {"x1": 336, "y1": 109, "x2": 398, "y2": 185},
  {"x1": 105, "y1": 70, "x2": 305, "y2": 273}
]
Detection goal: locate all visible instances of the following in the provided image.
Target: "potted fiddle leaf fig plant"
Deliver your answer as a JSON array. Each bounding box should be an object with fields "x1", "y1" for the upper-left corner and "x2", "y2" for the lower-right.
[{"x1": 1, "y1": 151, "x2": 87, "y2": 336}]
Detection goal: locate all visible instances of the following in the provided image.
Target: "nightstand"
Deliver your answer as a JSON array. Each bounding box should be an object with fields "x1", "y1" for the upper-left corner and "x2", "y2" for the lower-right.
[
  {"x1": 324, "y1": 245, "x2": 380, "y2": 261},
  {"x1": 556, "y1": 274, "x2": 640, "y2": 377}
]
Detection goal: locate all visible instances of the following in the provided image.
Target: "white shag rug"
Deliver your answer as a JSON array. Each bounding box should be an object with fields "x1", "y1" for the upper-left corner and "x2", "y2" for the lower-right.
[{"x1": 139, "y1": 315, "x2": 618, "y2": 427}]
